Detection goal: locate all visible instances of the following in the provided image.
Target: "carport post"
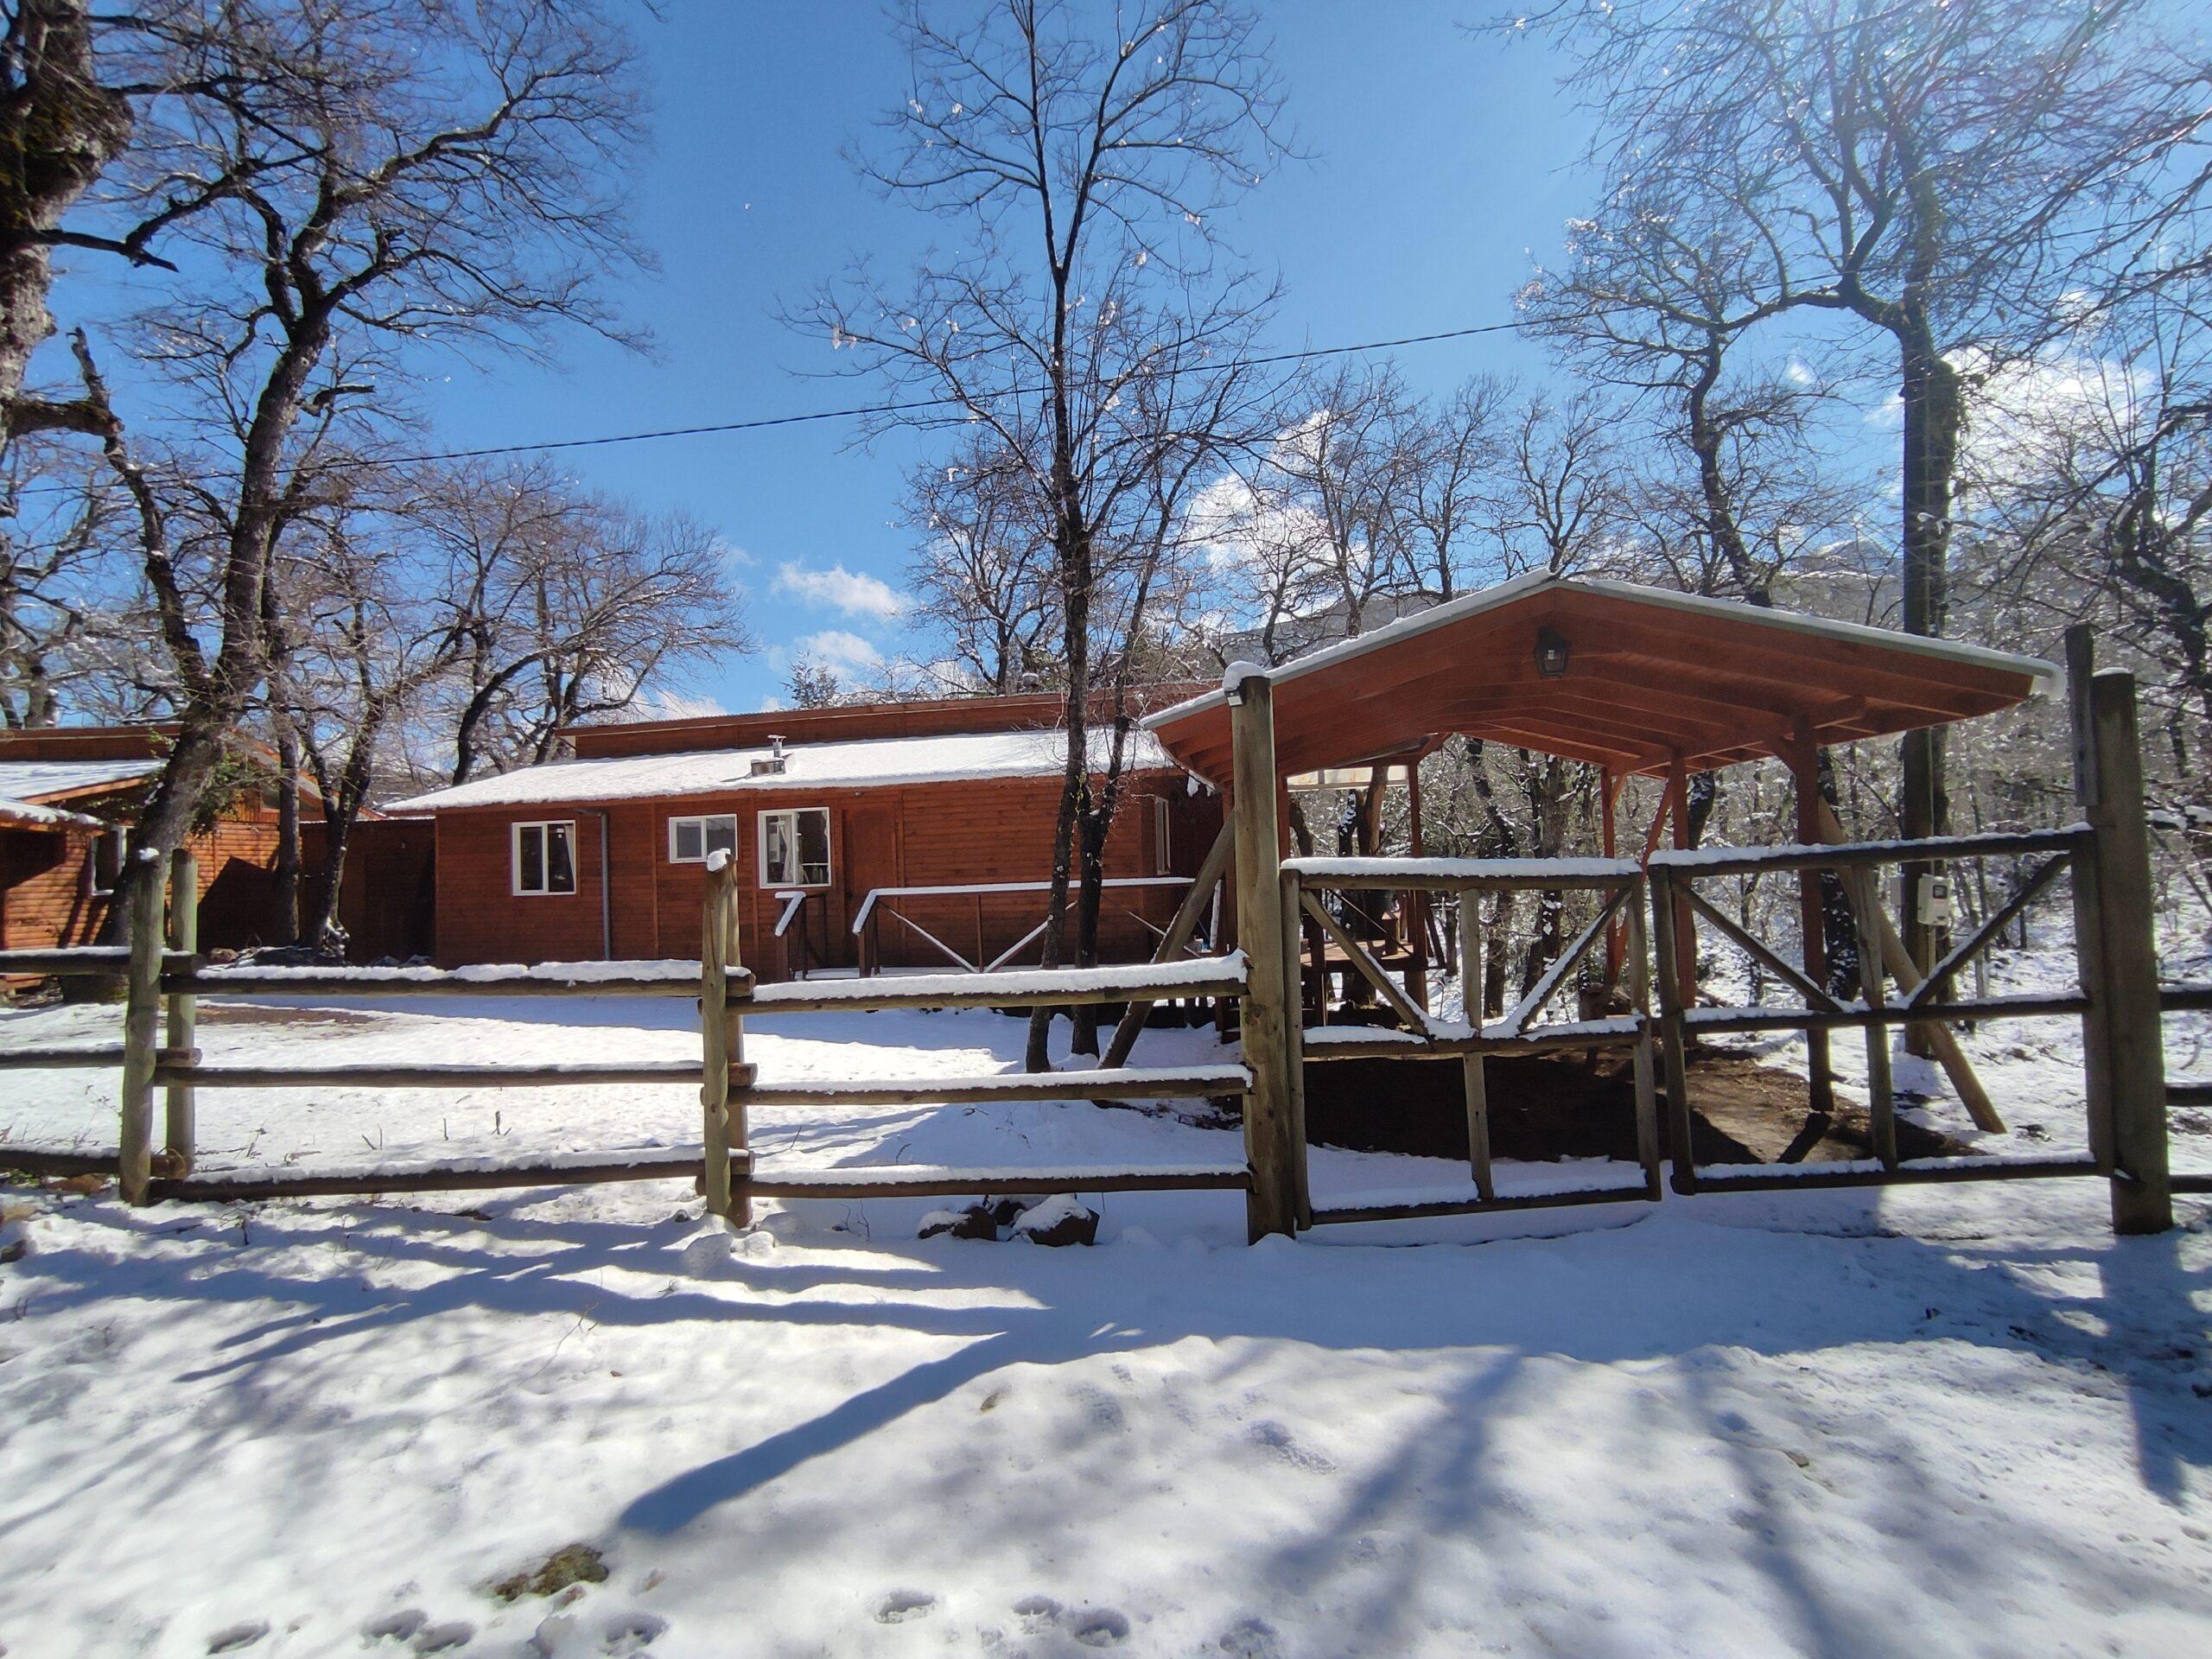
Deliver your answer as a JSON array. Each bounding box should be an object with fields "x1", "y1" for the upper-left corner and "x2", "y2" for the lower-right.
[{"x1": 1228, "y1": 666, "x2": 1301, "y2": 1242}]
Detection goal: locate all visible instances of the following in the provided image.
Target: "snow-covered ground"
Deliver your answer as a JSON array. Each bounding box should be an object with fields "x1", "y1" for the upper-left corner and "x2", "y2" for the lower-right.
[{"x1": 3, "y1": 951, "x2": 2209, "y2": 1656}]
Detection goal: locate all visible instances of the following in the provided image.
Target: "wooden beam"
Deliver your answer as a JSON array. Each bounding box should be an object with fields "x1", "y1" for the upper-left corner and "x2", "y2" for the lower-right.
[
  {"x1": 1813, "y1": 802, "x2": 2007, "y2": 1134},
  {"x1": 1300, "y1": 887, "x2": 1430, "y2": 1032},
  {"x1": 1100, "y1": 819, "x2": 1236, "y2": 1069},
  {"x1": 1680, "y1": 885, "x2": 1840, "y2": 1013}
]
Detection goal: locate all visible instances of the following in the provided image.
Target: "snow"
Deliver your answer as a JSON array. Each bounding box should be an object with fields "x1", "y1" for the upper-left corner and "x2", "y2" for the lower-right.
[
  {"x1": 0, "y1": 756, "x2": 161, "y2": 803},
  {"x1": 1285, "y1": 854, "x2": 1640, "y2": 881},
  {"x1": 0, "y1": 793, "x2": 105, "y2": 830},
  {"x1": 385, "y1": 727, "x2": 1177, "y2": 813},
  {"x1": 3, "y1": 922, "x2": 2209, "y2": 1656}
]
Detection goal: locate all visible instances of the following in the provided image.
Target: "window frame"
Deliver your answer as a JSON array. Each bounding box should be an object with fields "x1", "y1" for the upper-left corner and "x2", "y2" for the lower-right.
[
  {"x1": 88, "y1": 825, "x2": 131, "y2": 897},
  {"x1": 1152, "y1": 797, "x2": 1173, "y2": 875},
  {"x1": 667, "y1": 812, "x2": 740, "y2": 866},
  {"x1": 511, "y1": 819, "x2": 579, "y2": 897},
  {"x1": 757, "y1": 806, "x2": 833, "y2": 890}
]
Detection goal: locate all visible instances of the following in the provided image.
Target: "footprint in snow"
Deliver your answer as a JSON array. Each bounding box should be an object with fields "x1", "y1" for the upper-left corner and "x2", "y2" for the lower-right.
[
  {"x1": 205, "y1": 1623, "x2": 268, "y2": 1655},
  {"x1": 1216, "y1": 1618, "x2": 1282, "y2": 1658},
  {"x1": 875, "y1": 1590, "x2": 938, "y2": 1624},
  {"x1": 359, "y1": 1609, "x2": 424, "y2": 1643},
  {"x1": 1012, "y1": 1595, "x2": 1062, "y2": 1634},
  {"x1": 410, "y1": 1621, "x2": 475, "y2": 1654},
  {"x1": 602, "y1": 1611, "x2": 668, "y2": 1653},
  {"x1": 1068, "y1": 1607, "x2": 1131, "y2": 1648}
]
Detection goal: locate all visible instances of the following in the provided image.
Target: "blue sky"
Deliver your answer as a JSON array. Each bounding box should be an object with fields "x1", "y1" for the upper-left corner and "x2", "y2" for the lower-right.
[{"x1": 398, "y1": 2, "x2": 1600, "y2": 715}]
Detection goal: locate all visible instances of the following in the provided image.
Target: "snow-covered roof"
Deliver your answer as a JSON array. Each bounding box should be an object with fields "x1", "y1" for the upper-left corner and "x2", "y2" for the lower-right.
[
  {"x1": 0, "y1": 793, "x2": 108, "y2": 831},
  {"x1": 0, "y1": 757, "x2": 160, "y2": 804},
  {"x1": 386, "y1": 725, "x2": 1180, "y2": 813}
]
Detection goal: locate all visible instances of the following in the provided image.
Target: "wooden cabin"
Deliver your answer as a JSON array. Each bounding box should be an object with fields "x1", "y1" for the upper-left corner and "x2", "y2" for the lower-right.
[
  {"x1": 386, "y1": 692, "x2": 1224, "y2": 982},
  {"x1": 0, "y1": 725, "x2": 433, "y2": 969},
  {"x1": 0, "y1": 726, "x2": 296, "y2": 959}
]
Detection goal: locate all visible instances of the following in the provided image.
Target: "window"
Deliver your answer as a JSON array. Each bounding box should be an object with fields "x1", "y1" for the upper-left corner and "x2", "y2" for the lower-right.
[
  {"x1": 89, "y1": 827, "x2": 130, "y2": 895},
  {"x1": 1152, "y1": 798, "x2": 1173, "y2": 875},
  {"x1": 759, "y1": 807, "x2": 831, "y2": 887},
  {"x1": 512, "y1": 821, "x2": 577, "y2": 895},
  {"x1": 668, "y1": 814, "x2": 739, "y2": 865}
]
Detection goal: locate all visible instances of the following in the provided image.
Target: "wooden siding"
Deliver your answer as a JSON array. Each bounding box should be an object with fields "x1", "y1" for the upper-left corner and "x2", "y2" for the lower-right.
[{"x1": 429, "y1": 773, "x2": 1224, "y2": 980}]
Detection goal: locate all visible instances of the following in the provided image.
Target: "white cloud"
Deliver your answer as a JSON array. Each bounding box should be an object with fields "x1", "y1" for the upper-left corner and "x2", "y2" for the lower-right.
[
  {"x1": 773, "y1": 560, "x2": 909, "y2": 620},
  {"x1": 796, "y1": 629, "x2": 885, "y2": 675}
]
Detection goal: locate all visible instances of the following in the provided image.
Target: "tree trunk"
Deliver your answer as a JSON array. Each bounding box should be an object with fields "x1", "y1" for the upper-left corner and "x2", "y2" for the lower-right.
[
  {"x1": 1024, "y1": 504, "x2": 1092, "y2": 1072},
  {"x1": 0, "y1": 1, "x2": 133, "y2": 446},
  {"x1": 1897, "y1": 315, "x2": 1961, "y2": 1046},
  {"x1": 271, "y1": 728, "x2": 302, "y2": 944}
]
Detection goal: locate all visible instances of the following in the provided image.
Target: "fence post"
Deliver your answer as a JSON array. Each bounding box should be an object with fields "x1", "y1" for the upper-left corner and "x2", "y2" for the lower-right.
[
  {"x1": 118, "y1": 854, "x2": 166, "y2": 1204},
  {"x1": 164, "y1": 847, "x2": 199, "y2": 1174},
  {"x1": 1278, "y1": 867, "x2": 1312, "y2": 1227},
  {"x1": 1228, "y1": 666, "x2": 1300, "y2": 1242},
  {"x1": 725, "y1": 864, "x2": 753, "y2": 1228},
  {"x1": 700, "y1": 857, "x2": 736, "y2": 1224},
  {"x1": 1647, "y1": 865, "x2": 1698, "y2": 1193},
  {"x1": 1456, "y1": 890, "x2": 1494, "y2": 1200},
  {"x1": 1626, "y1": 878, "x2": 1662, "y2": 1199},
  {"x1": 2071, "y1": 659, "x2": 2171, "y2": 1235}
]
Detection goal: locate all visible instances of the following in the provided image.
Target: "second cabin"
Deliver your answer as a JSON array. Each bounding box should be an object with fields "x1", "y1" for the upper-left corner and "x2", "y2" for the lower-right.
[{"x1": 388, "y1": 692, "x2": 1224, "y2": 982}]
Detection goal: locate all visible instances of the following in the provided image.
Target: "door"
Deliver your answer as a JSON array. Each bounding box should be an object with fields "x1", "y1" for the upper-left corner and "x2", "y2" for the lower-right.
[{"x1": 842, "y1": 804, "x2": 901, "y2": 972}]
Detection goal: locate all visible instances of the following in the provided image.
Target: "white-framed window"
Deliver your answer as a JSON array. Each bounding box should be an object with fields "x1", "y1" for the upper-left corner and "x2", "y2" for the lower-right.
[
  {"x1": 668, "y1": 813, "x2": 739, "y2": 865},
  {"x1": 512, "y1": 820, "x2": 577, "y2": 896},
  {"x1": 759, "y1": 807, "x2": 831, "y2": 888},
  {"x1": 1152, "y1": 798, "x2": 1173, "y2": 875},
  {"x1": 89, "y1": 826, "x2": 130, "y2": 896}
]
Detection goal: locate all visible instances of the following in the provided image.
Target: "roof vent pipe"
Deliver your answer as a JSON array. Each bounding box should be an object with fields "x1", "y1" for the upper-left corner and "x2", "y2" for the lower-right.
[{"x1": 751, "y1": 733, "x2": 789, "y2": 778}]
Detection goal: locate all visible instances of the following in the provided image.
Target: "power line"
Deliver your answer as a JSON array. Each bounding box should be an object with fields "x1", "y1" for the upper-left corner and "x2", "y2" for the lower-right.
[
  {"x1": 380, "y1": 318, "x2": 1523, "y2": 465},
  {"x1": 8, "y1": 316, "x2": 1527, "y2": 493}
]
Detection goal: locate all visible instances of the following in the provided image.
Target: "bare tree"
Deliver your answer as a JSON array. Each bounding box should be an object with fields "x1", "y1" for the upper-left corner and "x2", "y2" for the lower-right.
[
  {"x1": 66, "y1": 0, "x2": 646, "y2": 883},
  {"x1": 902, "y1": 437, "x2": 1058, "y2": 694},
  {"x1": 1510, "y1": 0, "x2": 2211, "y2": 970},
  {"x1": 424, "y1": 465, "x2": 746, "y2": 785},
  {"x1": 799, "y1": 0, "x2": 1292, "y2": 1068}
]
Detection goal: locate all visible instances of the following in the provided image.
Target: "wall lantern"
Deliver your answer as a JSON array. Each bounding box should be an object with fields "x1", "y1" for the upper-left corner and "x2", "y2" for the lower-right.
[{"x1": 1535, "y1": 626, "x2": 1571, "y2": 678}]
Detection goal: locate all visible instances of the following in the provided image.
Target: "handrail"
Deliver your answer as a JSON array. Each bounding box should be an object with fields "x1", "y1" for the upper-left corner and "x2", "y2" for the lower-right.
[
  {"x1": 849, "y1": 874, "x2": 1189, "y2": 934},
  {"x1": 772, "y1": 889, "x2": 809, "y2": 938},
  {"x1": 1649, "y1": 825, "x2": 2088, "y2": 880}
]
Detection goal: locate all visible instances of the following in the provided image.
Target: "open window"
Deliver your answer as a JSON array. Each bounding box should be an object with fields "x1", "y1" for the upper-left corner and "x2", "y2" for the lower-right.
[
  {"x1": 512, "y1": 820, "x2": 577, "y2": 896},
  {"x1": 89, "y1": 826, "x2": 131, "y2": 896},
  {"x1": 759, "y1": 807, "x2": 830, "y2": 888},
  {"x1": 668, "y1": 813, "x2": 739, "y2": 865}
]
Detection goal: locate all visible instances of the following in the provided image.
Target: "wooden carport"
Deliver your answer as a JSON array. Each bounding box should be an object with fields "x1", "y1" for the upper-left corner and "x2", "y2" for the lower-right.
[{"x1": 1145, "y1": 573, "x2": 2060, "y2": 1129}]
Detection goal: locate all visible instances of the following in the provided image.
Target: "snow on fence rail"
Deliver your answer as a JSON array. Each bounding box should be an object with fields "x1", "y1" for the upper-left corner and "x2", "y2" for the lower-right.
[{"x1": 0, "y1": 851, "x2": 1261, "y2": 1224}]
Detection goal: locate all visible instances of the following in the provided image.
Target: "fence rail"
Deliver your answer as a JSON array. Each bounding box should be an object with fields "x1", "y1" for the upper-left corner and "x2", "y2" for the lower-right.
[{"x1": 3, "y1": 852, "x2": 1264, "y2": 1224}]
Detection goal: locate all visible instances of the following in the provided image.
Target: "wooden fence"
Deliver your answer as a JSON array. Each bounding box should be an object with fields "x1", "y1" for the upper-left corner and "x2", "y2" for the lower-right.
[
  {"x1": 3, "y1": 657, "x2": 2198, "y2": 1243},
  {"x1": 2, "y1": 850, "x2": 1262, "y2": 1230}
]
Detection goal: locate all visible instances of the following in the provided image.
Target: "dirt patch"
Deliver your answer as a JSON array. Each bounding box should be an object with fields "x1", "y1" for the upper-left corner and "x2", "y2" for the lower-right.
[
  {"x1": 1302, "y1": 1045, "x2": 1970, "y2": 1166},
  {"x1": 197, "y1": 1004, "x2": 380, "y2": 1029},
  {"x1": 490, "y1": 1541, "x2": 608, "y2": 1602}
]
